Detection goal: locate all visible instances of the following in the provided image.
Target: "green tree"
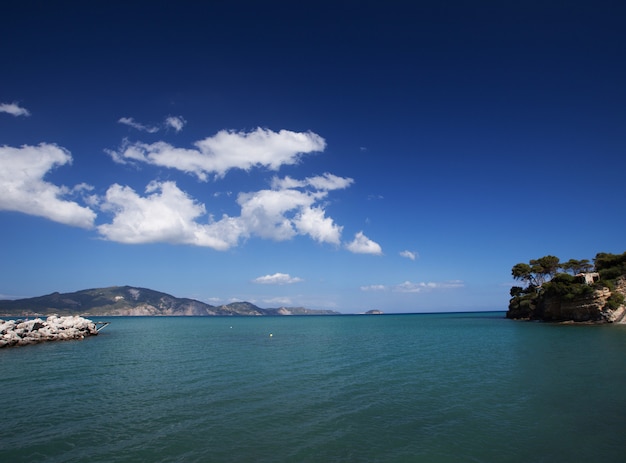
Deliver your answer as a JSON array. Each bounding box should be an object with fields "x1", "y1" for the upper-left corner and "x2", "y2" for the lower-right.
[
  {"x1": 512, "y1": 263, "x2": 538, "y2": 287},
  {"x1": 562, "y1": 258, "x2": 593, "y2": 275},
  {"x1": 512, "y1": 255, "x2": 561, "y2": 288},
  {"x1": 530, "y1": 255, "x2": 561, "y2": 281},
  {"x1": 510, "y1": 286, "x2": 525, "y2": 298},
  {"x1": 594, "y1": 252, "x2": 626, "y2": 274}
]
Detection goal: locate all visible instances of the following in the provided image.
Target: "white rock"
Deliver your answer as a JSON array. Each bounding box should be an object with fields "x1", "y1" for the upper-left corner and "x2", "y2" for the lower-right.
[{"x1": 0, "y1": 316, "x2": 101, "y2": 348}]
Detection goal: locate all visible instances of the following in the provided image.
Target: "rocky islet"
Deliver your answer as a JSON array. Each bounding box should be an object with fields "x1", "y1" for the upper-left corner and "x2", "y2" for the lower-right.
[{"x1": 0, "y1": 315, "x2": 100, "y2": 348}]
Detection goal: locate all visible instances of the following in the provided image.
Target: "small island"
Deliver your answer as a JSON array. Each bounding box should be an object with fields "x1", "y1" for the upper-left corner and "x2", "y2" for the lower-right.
[{"x1": 507, "y1": 251, "x2": 626, "y2": 323}]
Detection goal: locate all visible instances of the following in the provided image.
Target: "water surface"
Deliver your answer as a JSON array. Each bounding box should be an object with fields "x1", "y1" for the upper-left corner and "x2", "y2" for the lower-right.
[{"x1": 2, "y1": 313, "x2": 625, "y2": 462}]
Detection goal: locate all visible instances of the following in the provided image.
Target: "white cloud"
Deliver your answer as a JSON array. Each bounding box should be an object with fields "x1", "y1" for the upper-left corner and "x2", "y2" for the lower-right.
[
  {"x1": 233, "y1": 176, "x2": 348, "y2": 244},
  {"x1": 118, "y1": 115, "x2": 187, "y2": 133},
  {"x1": 359, "y1": 280, "x2": 464, "y2": 294},
  {"x1": 346, "y1": 231, "x2": 382, "y2": 255},
  {"x1": 270, "y1": 176, "x2": 304, "y2": 190},
  {"x1": 400, "y1": 250, "x2": 418, "y2": 261},
  {"x1": 252, "y1": 273, "x2": 303, "y2": 285},
  {"x1": 118, "y1": 117, "x2": 160, "y2": 133},
  {"x1": 394, "y1": 281, "x2": 428, "y2": 293},
  {"x1": 236, "y1": 188, "x2": 316, "y2": 241},
  {"x1": 305, "y1": 172, "x2": 354, "y2": 191},
  {"x1": 96, "y1": 173, "x2": 348, "y2": 249},
  {"x1": 0, "y1": 144, "x2": 96, "y2": 228},
  {"x1": 393, "y1": 280, "x2": 464, "y2": 293},
  {"x1": 294, "y1": 206, "x2": 342, "y2": 244},
  {"x1": 271, "y1": 172, "x2": 353, "y2": 191},
  {"x1": 0, "y1": 102, "x2": 30, "y2": 117},
  {"x1": 0, "y1": 125, "x2": 346, "y2": 251},
  {"x1": 98, "y1": 180, "x2": 240, "y2": 250},
  {"x1": 164, "y1": 116, "x2": 186, "y2": 133},
  {"x1": 108, "y1": 128, "x2": 326, "y2": 180},
  {"x1": 360, "y1": 284, "x2": 387, "y2": 291}
]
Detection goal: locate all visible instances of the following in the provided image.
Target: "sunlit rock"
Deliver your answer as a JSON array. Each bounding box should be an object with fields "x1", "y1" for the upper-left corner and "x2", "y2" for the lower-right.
[{"x1": 0, "y1": 316, "x2": 100, "y2": 348}]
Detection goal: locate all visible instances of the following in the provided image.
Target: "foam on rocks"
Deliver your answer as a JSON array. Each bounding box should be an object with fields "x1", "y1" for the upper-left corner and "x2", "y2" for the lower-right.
[{"x1": 0, "y1": 315, "x2": 99, "y2": 348}]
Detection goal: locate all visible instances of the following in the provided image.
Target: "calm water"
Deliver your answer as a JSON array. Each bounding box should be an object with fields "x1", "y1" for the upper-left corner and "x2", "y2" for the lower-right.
[{"x1": 1, "y1": 313, "x2": 625, "y2": 462}]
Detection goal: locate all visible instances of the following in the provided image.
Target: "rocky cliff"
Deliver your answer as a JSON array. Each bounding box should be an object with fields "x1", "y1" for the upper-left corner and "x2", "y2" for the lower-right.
[{"x1": 508, "y1": 277, "x2": 626, "y2": 323}]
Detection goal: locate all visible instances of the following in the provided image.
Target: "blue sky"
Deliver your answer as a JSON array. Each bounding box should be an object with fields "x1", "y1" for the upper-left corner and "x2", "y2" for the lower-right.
[{"x1": 1, "y1": 1, "x2": 625, "y2": 313}]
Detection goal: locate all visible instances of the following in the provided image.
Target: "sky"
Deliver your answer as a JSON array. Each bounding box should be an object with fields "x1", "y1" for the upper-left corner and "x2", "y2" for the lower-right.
[{"x1": 1, "y1": 0, "x2": 625, "y2": 313}]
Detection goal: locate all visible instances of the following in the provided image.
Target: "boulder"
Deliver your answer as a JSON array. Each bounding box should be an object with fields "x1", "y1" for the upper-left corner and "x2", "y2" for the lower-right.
[{"x1": 0, "y1": 316, "x2": 100, "y2": 348}]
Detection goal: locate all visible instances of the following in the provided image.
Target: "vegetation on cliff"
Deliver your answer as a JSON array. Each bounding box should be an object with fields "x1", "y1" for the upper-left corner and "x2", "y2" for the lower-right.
[{"x1": 508, "y1": 251, "x2": 626, "y2": 322}]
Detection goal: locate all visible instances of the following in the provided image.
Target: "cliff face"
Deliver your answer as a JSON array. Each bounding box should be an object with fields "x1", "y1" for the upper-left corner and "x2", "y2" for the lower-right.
[
  {"x1": 509, "y1": 277, "x2": 626, "y2": 323},
  {"x1": 538, "y1": 287, "x2": 611, "y2": 322}
]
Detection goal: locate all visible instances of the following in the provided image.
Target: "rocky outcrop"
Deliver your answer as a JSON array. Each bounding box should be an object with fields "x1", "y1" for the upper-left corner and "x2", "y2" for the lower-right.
[
  {"x1": 509, "y1": 277, "x2": 626, "y2": 323},
  {"x1": 0, "y1": 315, "x2": 99, "y2": 348},
  {"x1": 538, "y1": 287, "x2": 612, "y2": 322}
]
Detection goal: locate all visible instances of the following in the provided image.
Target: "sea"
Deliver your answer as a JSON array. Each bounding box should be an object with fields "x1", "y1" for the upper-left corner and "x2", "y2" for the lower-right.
[{"x1": 1, "y1": 312, "x2": 625, "y2": 463}]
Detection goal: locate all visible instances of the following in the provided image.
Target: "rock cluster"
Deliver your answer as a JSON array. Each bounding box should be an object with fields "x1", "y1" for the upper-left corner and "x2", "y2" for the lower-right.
[{"x1": 0, "y1": 315, "x2": 99, "y2": 348}]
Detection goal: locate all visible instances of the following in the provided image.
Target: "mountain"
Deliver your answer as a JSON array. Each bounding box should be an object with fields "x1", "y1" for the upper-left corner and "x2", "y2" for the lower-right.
[{"x1": 0, "y1": 286, "x2": 339, "y2": 317}]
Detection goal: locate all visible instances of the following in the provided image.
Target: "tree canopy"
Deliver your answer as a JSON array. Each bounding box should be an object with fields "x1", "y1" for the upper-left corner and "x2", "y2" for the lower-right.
[{"x1": 511, "y1": 255, "x2": 560, "y2": 288}]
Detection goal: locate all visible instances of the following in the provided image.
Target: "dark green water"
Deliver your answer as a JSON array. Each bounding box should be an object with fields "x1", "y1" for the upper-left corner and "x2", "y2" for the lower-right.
[{"x1": 1, "y1": 313, "x2": 625, "y2": 462}]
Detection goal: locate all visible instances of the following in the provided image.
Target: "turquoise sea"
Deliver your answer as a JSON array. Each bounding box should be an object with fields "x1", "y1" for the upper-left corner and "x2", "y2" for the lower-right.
[{"x1": 1, "y1": 312, "x2": 625, "y2": 462}]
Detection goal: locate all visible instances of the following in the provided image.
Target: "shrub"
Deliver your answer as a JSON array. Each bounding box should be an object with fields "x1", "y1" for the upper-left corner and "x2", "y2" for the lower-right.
[
  {"x1": 599, "y1": 267, "x2": 622, "y2": 281},
  {"x1": 595, "y1": 280, "x2": 615, "y2": 291},
  {"x1": 542, "y1": 276, "x2": 594, "y2": 300},
  {"x1": 605, "y1": 293, "x2": 625, "y2": 311}
]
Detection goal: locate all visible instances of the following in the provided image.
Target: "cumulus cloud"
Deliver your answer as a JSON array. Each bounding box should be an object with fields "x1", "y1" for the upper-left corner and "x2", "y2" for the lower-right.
[
  {"x1": 236, "y1": 188, "x2": 316, "y2": 241},
  {"x1": 0, "y1": 144, "x2": 96, "y2": 228},
  {"x1": 0, "y1": 124, "x2": 353, "y2": 252},
  {"x1": 108, "y1": 128, "x2": 326, "y2": 180},
  {"x1": 96, "y1": 171, "x2": 350, "y2": 249},
  {"x1": 238, "y1": 173, "x2": 351, "y2": 244},
  {"x1": 164, "y1": 116, "x2": 186, "y2": 133},
  {"x1": 118, "y1": 117, "x2": 160, "y2": 133},
  {"x1": 346, "y1": 231, "x2": 382, "y2": 255},
  {"x1": 253, "y1": 273, "x2": 303, "y2": 285},
  {"x1": 294, "y1": 206, "x2": 342, "y2": 244},
  {"x1": 400, "y1": 250, "x2": 418, "y2": 260},
  {"x1": 98, "y1": 180, "x2": 239, "y2": 249},
  {"x1": 0, "y1": 102, "x2": 31, "y2": 117}
]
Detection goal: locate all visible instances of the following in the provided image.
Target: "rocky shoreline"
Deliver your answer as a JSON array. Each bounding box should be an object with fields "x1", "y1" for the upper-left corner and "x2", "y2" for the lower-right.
[{"x1": 0, "y1": 315, "x2": 100, "y2": 348}]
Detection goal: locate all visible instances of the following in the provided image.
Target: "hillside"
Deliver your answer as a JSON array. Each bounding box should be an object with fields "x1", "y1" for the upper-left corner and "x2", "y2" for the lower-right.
[{"x1": 0, "y1": 286, "x2": 339, "y2": 317}]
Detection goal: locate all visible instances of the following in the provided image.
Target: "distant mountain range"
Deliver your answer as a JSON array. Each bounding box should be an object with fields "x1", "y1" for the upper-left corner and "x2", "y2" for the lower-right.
[{"x1": 0, "y1": 286, "x2": 340, "y2": 317}]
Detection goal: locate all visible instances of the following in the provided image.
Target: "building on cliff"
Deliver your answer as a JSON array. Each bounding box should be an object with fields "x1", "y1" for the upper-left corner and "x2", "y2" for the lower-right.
[{"x1": 575, "y1": 272, "x2": 600, "y2": 285}]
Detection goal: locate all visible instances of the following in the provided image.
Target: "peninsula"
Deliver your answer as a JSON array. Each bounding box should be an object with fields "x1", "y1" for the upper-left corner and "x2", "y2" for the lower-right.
[{"x1": 507, "y1": 251, "x2": 626, "y2": 323}]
